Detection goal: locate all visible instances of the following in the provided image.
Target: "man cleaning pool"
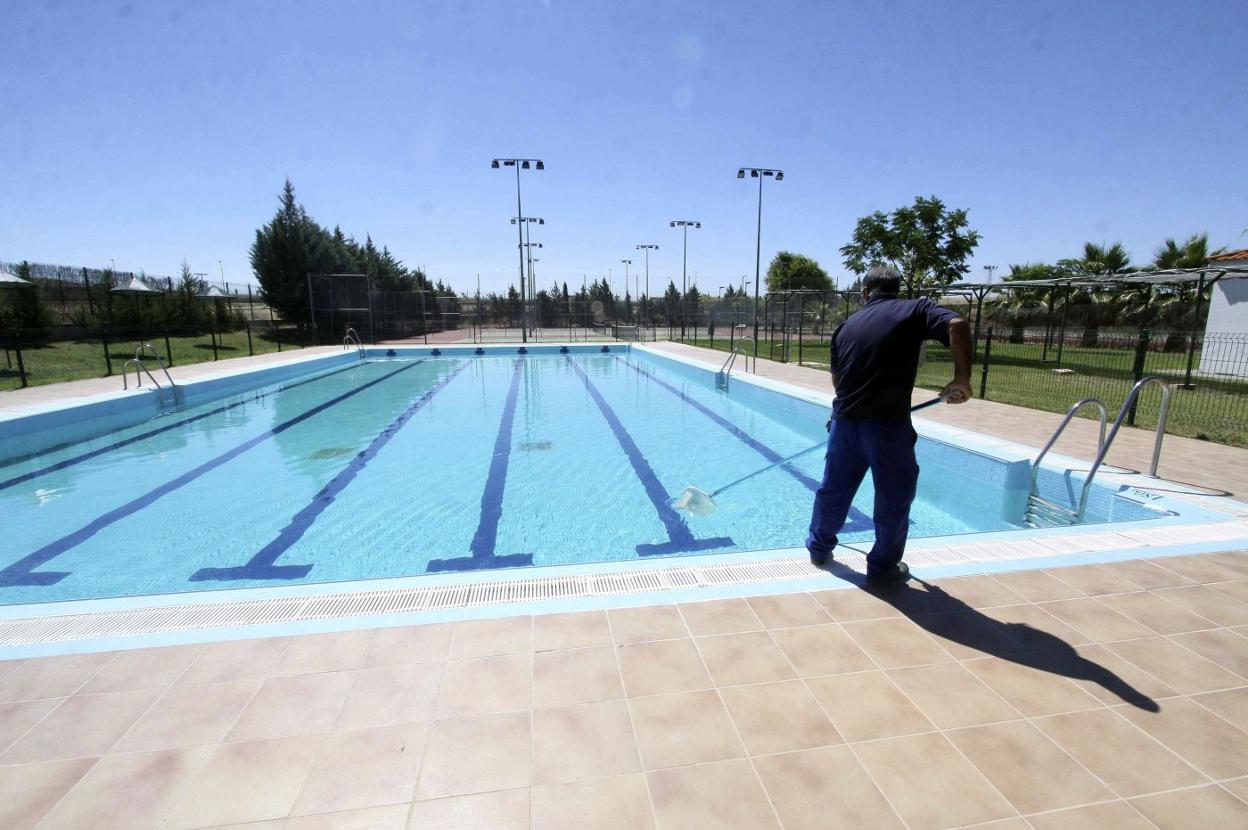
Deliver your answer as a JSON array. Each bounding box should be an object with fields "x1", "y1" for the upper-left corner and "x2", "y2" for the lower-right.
[{"x1": 807, "y1": 265, "x2": 973, "y2": 584}]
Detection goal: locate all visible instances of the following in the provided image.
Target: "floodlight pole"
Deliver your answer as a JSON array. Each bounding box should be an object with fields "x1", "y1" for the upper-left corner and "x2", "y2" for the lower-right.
[
  {"x1": 492, "y1": 157, "x2": 543, "y2": 341},
  {"x1": 670, "y1": 221, "x2": 700, "y2": 340},
  {"x1": 620, "y1": 259, "x2": 632, "y2": 322},
  {"x1": 636, "y1": 244, "x2": 658, "y2": 334},
  {"x1": 738, "y1": 167, "x2": 783, "y2": 359}
]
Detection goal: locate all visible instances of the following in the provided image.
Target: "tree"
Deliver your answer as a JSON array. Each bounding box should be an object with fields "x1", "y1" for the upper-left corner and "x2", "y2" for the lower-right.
[
  {"x1": 250, "y1": 179, "x2": 318, "y2": 321},
  {"x1": 840, "y1": 195, "x2": 980, "y2": 297},
  {"x1": 0, "y1": 262, "x2": 54, "y2": 338},
  {"x1": 1153, "y1": 233, "x2": 1216, "y2": 270},
  {"x1": 765, "y1": 251, "x2": 832, "y2": 293}
]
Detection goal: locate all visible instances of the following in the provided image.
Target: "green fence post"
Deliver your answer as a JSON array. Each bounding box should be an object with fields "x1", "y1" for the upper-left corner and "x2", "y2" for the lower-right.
[
  {"x1": 101, "y1": 328, "x2": 113, "y2": 376},
  {"x1": 1128, "y1": 328, "x2": 1151, "y2": 426},
  {"x1": 245, "y1": 319, "x2": 254, "y2": 356},
  {"x1": 164, "y1": 329, "x2": 174, "y2": 367},
  {"x1": 15, "y1": 345, "x2": 27, "y2": 388},
  {"x1": 979, "y1": 327, "x2": 992, "y2": 400},
  {"x1": 210, "y1": 321, "x2": 220, "y2": 361}
]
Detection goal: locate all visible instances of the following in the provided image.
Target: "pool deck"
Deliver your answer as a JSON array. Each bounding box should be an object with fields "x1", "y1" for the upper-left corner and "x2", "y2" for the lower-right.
[{"x1": 1, "y1": 342, "x2": 1246, "y2": 828}]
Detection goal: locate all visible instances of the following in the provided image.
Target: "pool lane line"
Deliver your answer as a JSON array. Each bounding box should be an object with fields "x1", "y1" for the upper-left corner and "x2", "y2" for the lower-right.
[
  {"x1": 0, "y1": 360, "x2": 367, "y2": 493},
  {"x1": 0, "y1": 360, "x2": 426, "y2": 589},
  {"x1": 619, "y1": 356, "x2": 872, "y2": 534},
  {"x1": 567, "y1": 357, "x2": 734, "y2": 556},
  {"x1": 428, "y1": 359, "x2": 534, "y2": 573},
  {"x1": 193, "y1": 360, "x2": 472, "y2": 582}
]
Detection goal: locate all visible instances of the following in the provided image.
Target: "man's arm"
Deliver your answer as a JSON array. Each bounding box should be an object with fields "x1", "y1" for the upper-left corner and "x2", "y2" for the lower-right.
[{"x1": 940, "y1": 317, "x2": 973, "y2": 404}]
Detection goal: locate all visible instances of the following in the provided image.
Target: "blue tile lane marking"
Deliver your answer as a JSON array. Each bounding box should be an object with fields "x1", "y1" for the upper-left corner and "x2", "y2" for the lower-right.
[
  {"x1": 193, "y1": 360, "x2": 471, "y2": 582},
  {"x1": 567, "y1": 357, "x2": 734, "y2": 556},
  {"x1": 0, "y1": 361, "x2": 365, "y2": 492},
  {"x1": 619, "y1": 356, "x2": 872, "y2": 534},
  {"x1": 0, "y1": 361, "x2": 425, "y2": 589},
  {"x1": 428, "y1": 359, "x2": 533, "y2": 573}
]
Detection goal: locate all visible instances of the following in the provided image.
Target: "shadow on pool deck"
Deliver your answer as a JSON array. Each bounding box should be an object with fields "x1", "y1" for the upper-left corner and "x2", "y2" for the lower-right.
[{"x1": 819, "y1": 559, "x2": 1160, "y2": 711}]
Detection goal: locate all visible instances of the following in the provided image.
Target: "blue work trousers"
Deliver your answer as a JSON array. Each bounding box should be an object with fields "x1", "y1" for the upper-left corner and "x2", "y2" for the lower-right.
[{"x1": 806, "y1": 418, "x2": 919, "y2": 578}]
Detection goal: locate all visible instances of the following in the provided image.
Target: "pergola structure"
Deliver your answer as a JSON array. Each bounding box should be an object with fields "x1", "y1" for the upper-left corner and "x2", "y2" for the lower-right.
[{"x1": 947, "y1": 263, "x2": 1248, "y2": 387}]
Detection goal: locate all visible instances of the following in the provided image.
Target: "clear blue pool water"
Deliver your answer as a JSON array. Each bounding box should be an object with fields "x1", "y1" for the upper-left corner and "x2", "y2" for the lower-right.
[{"x1": 0, "y1": 351, "x2": 1140, "y2": 605}]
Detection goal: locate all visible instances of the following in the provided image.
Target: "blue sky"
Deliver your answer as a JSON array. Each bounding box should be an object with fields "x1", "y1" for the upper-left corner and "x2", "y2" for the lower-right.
[{"x1": 2, "y1": 0, "x2": 1245, "y2": 295}]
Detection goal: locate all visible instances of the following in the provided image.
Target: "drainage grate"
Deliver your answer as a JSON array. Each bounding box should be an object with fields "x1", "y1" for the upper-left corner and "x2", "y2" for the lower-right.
[{"x1": 1, "y1": 520, "x2": 1244, "y2": 648}]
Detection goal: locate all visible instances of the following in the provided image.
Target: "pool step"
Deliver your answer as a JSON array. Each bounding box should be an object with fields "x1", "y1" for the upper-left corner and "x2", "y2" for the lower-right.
[{"x1": 1024, "y1": 494, "x2": 1079, "y2": 528}]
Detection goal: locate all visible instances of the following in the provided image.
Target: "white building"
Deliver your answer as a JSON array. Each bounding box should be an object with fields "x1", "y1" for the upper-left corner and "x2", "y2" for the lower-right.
[{"x1": 1199, "y1": 250, "x2": 1248, "y2": 377}]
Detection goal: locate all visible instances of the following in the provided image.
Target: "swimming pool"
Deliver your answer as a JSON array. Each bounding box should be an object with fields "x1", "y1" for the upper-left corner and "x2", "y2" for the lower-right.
[{"x1": 0, "y1": 345, "x2": 1177, "y2": 607}]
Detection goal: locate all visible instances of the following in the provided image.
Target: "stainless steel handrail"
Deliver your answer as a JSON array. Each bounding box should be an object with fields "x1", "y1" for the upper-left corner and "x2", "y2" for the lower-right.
[
  {"x1": 135, "y1": 343, "x2": 176, "y2": 388},
  {"x1": 720, "y1": 336, "x2": 756, "y2": 377},
  {"x1": 343, "y1": 327, "x2": 363, "y2": 352},
  {"x1": 1029, "y1": 398, "x2": 1109, "y2": 495},
  {"x1": 1076, "y1": 376, "x2": 1173, "y2": 519}
]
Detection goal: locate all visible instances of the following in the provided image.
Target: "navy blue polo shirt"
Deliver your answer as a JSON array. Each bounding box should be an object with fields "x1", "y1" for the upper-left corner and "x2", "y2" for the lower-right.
[{"x1": 829, "y1": 295, "x2": 959, "y2": 422}]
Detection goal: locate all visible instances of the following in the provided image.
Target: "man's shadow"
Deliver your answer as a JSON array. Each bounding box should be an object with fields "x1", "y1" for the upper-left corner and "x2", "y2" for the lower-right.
[{"x1": 820, "y1": 559, "x2": 1159, "y2": 712}]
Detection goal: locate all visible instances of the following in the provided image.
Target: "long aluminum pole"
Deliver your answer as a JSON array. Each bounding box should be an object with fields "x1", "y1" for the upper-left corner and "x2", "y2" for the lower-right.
[
  {"x1": 644, "y1": 248, "x2": 650, "y2": 332},
  {"x1": 515, "y1": 165, "x2": 527, "y2": 342},
  {"x1": 681, "y1": 225, "x2": 688, "y2": 340},
  {"x1": 752, "y1": 175, "x2": 763, "y2": 359},
  {"x1": 524, "y1": 221, "x2": 533, "y2": 336}
]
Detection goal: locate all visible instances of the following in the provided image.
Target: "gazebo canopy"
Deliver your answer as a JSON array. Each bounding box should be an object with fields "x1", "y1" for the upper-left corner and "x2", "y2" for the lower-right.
[
  {"x1": 949, "y1": 263, "x2": 1248, "y2": 293},
  {"x1": 111, "y1": 275, "x2": 162, "y2": 296},
  {"x1": 196, "y1": 284, "x2": 229, "y2": 300},
  {"x1": 0, "y1": 268, "x2": 35, "y2": 289}
]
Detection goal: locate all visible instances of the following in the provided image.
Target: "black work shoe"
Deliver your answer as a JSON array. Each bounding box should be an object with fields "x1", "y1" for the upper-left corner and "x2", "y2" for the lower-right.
[
  {"x1": 809, "y1": 549, "x2": 833, "y2": 567},
  {"x1": 866, "y1": 562, "x2": 910, "y2": 586}
]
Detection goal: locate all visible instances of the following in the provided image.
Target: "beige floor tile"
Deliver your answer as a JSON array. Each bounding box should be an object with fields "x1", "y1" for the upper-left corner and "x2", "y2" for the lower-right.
[
  {"x1": 909, "y1": 610, "x2": 1028, "y2": 660},
  {"x1": 1108, "y1": 636, "x2": 1243, "y2": 694},
  {"x1": 1033, "y1": 707, "x2": 1204, "y2": 796},
  {"x1": 1097, "y1": 590, "x2": 1219, "y2": 634},
  {"x1": 1037, "y1": 597, "x2": 1155, "y2": 643},
  {"x1": 406, "y1": 788, "x2": 529, "y2": 829},
  {"x1": 178, "y1": 637, "x2": 290, "y2": 685},
  {"x1": 1223, "y1": 775, "x2": 1248, "y2": 803},
  {"x1": 0, "y1": 697, "x2": 61, "y2": 754},
  {"x1": 646, "y1": 758, "x2": 780, "y2": 829},
  {"x1": 1101, "y1": 558, "x2": 1197, "y2": 589},
  {"x1": 1170, "y1": 628, "x2": 1248, "y2": 678},
  {"x1": 963, "y1": 657, "x2": 1102, "y2": 716},
  {"x1": 1066, "y1": 644, "x2": 1180, "y2": 706},
  {"x1": 1045, "y1": 564, "x2": 1129, "y2": 596},
  {"x1": 1025, "y1": 801, "x2": 1155, "y2": 830},
  {"x1": 754, "y1": 745, "x2": 903, "y2": 830},
  {"x1": 164, "y1": 734, "x2": 327, "y2": 827},
  {"x1": 617, "y1": 639, "x2": 713, "y2": 697},
  {"x1": 414, "y1": 712, "x2": 530, "y2": 800},
  {"x1": 989, "y1": 569, "x2": 1086, "y2": 601},
  {"x1": 364, "y1": 623, "x2": 453, "y2": 666},
  {"x1": 889, "y1": 662, "x2": 1020, "y2": 728},
  {"x1": 745, "y1": 593, "x2": 831, "y2": 628},
  {"x1": 1210, "y1": 579, "x2": 1248, "y2": 603},
  {"x1": 0, "y1": 652, "x2": 115, "y2": 702},
  {"x1": 532, "y1": 611, "x2": 611, "y2": 652},
  {"x1": 287, "y1": 804, "x2": 410, "y2": 829},
  {"x1": 980, "y1": 603, "x2": 1091, "y2": 651},
  {"x1": 811, "y1": 586, "x2": 904, "y2": 621},
  {"x1": 532, "y1": 700, "x2": 641, "y2": 784},
  {"x1": 292, "y1": 723, "x2": 427, "y2": 815},
  {"x1": 1153, "y1": 585, "x2": 1248, "y2": 626},
  {"x1": 695, "y1": 631, "x2": 796, "y2": 685},
  {"x1": 628, "y1": 689, "x2": 744, "y2": 769},
  {"x1": 0, "y1": 687, "x2": 160, "y2": 763},
  {"x1": 225, "y1": 671, "x2": 356, "y2": 742},
  {"x1": 532, "y1": 646, "x2": 623, "y2": 707},
  {"x1": 0, "y1": 758, "x2": 96, "y2": 830},
  {"x1": 78, "y1": 644, "x2": 203, "y2": 694},
  {"x1": 1118, "y1": 696, "x2": 1248, "y2": 779},
  {"x1": 531, "y1": 773, "x2": 654, "y2": 830},
  {"x1": 449, "y1": 617, "x2": 532, "y2": 659},
  {"x1": 273, "y1": 630, "x2": 376, "y2": 676},
  {"x1": 36, "y1": 745, "x2": 214, "y2": 829},
  {"x1": 1150, "y1": 553, "x2": 1248, "y2": 584},
  {"x1": 435, "y1": 654, "x2": 530, "y2": 718},
  {"x1": 677, "y1": 598, "x2": 763, "y2": 635},
  {"x1": 842, "y1": 617, "x2": 952, "y2": 668},
  {"x1": 1130, "y1": 784, "x2": 1248, "y2": 829},
  {"x1": 112, "y1": 678, "x2": 258, "y2": 753},
  {"x1": 607, "y1": 605, "x2": 688, "y2": 644},
  {"x1": 852, "y1": 732, "x2": 1015, "y2": 830},
  {"x1": 927, "y1": 575, "x2": 1027, "y2": 609},
  {"x1": 1191, "y1": 686, "x2": 1248, "y2": 731},
  {"x1": 335, "y1": 663, "x2": 443, "y2": 730},
  {"x1": 805, "y1": 670, "x2": 935, "y2": 742},
  {"x1": 720, "y1": 679, "x2": 841, "y2": 754},
  {"x1": 770, "y1": 623, "x2": 875, "y2": 676}
]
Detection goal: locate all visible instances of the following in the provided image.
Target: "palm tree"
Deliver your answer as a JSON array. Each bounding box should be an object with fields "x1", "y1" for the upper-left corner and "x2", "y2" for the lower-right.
[
  {"x1": 1153, "y1": 233, "x2": 1214, "y2": 270},
  {"x1": 1077, "y1": 242, "x2": 1132, "y2": 275}
]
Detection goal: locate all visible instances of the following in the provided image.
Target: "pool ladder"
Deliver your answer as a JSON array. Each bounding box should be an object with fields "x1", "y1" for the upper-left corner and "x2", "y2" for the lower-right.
[
  {"x1": 1025, "y1": 376, "x2": 1172, "y2": 528},
  {"x1": 716, "y1": 337, "x2": 756, "y2": 390},
  {"x1": 343, "y1": 327, "x2": 364, "y2": 354},
  {"x1": 121, "y1": 343, "x2": 180, "y2": 412}
]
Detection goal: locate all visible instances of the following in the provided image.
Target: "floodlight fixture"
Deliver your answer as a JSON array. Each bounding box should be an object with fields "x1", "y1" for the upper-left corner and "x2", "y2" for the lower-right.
[
  {"x1": 492, "y1": 157, "x2": 545, "y2": 341},
  {"x1": 737, "y1": 166, "x2": 786, "y2": 357}
]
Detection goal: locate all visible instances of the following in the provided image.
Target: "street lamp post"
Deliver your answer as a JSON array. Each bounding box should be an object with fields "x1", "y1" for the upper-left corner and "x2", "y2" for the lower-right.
[
  {"x1": 670, "y1": 220, "x2": 700, "y2": 340},
  {"x1": 511, "y1": 216, "x2": 544, "y2": 336},
  {"x1": 620, "y1": 259, "x2": 632, "y2": 323},
  {"x1": 737, "y1": 167, "x2": 783, "y2": 359},
  {"x1": 492, "y1": 158, "x2": 544, "y2": 342},
  {"x1": 635, "y1": 244, "x2": 658, "y2": 334}
]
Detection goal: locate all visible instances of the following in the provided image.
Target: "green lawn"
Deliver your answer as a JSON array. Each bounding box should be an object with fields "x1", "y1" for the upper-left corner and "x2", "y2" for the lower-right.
[
  {"x1": 677, "y1": 334, "x2": 1248, "y2": 448},
  {"x1": 0, "y1": 329, "x2": 304, "y2": 391}
]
